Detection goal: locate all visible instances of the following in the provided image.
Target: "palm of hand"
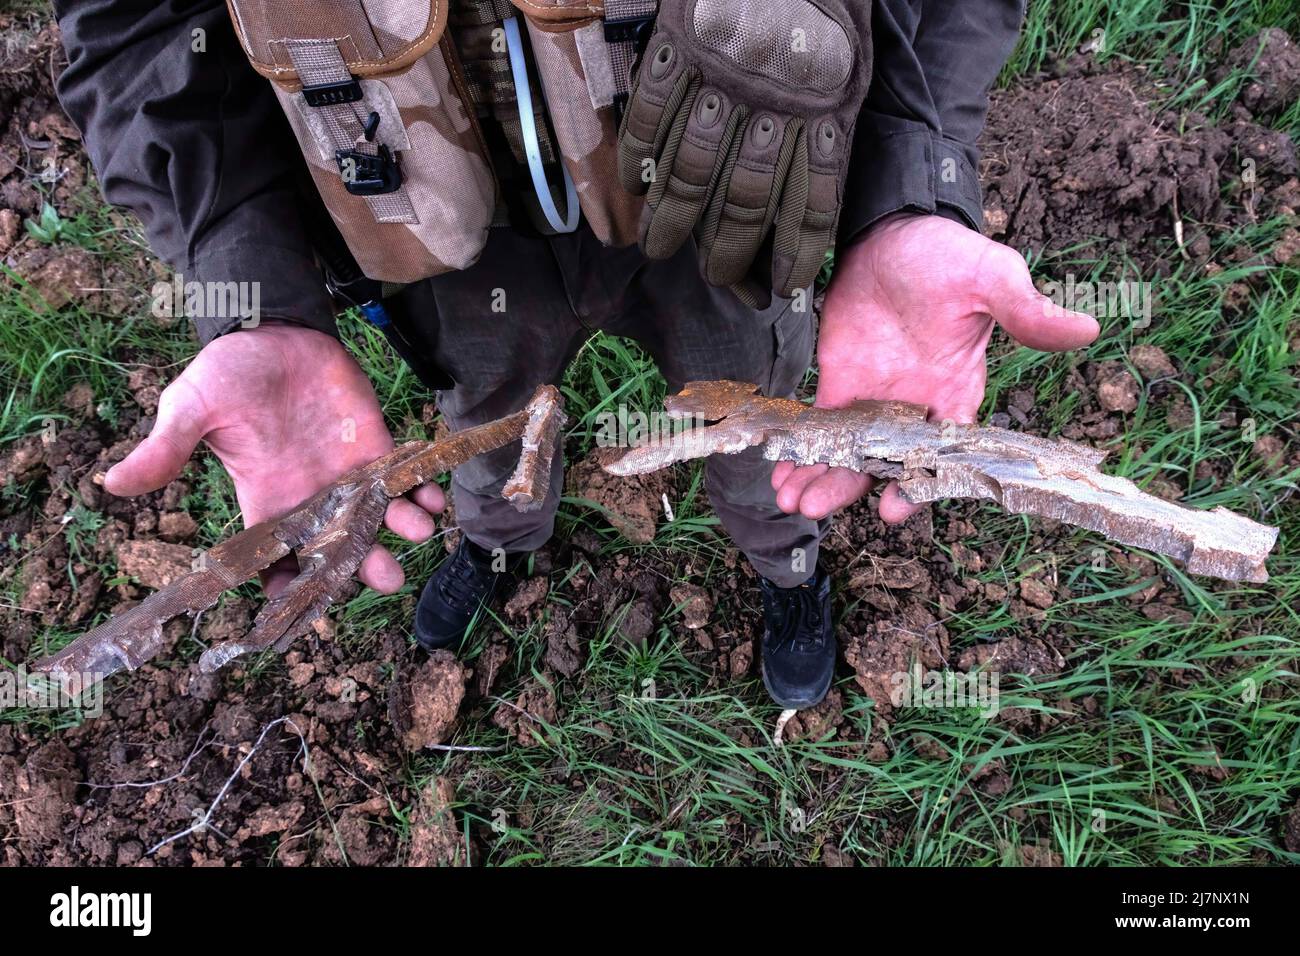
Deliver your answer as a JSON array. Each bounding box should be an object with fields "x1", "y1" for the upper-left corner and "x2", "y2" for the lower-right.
[
  {"x1": 815, "y1": 214, "x2": 1003, "y2": 424},
  {"x1": 106, "y1": 324, "x2": 443, "y2": 595},
  {"x1": 773, "y1": 213, "x2": 1099, "y2": 524},
  {"x1": 192, "y1": 327, "x2": 395, "y2": 526}
]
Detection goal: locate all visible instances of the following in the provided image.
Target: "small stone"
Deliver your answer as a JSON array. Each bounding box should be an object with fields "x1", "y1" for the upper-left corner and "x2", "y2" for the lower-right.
[
  {"x1": 62, "y1": 382, "x2": 95, "y2": 417},
  {"x1": 669, "y1": 583, "x2": 712, "y2": 629},
  {"x1": 0, "y1": 209, "x2": 20, "y2": 256},
  {"x1": 1019, "y1": 578, "x2": 1055, "y2": 610},
  {"x1": 157, "y1": 511, "x2": 198, "y2": 542},
  {"x1": 729, "y1": 640, "x2": 754, "y2": 678},
  {"x1": 1128, "y1": 344, "x2": 1176, "y2": 379},
  {"x1": 1097, "y1": 369, "x2": 1139, "y2": 413}
]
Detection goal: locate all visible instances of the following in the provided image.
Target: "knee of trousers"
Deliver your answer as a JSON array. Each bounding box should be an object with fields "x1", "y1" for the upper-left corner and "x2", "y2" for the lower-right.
[
  {"x1": 451, "y1": 442, "x2": 528, "y2": 498},
  {"x1": 703, "y1": 445, "x2": 782, "y2": 510}
]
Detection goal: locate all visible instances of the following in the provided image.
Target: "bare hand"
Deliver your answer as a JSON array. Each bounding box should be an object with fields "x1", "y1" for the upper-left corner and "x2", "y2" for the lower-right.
[
  {"x1": 773, "y1": 212, "x2": 1100, "y2": 523},
  {"x1": 105, "y1": 323, "x2": 444, "y2": 595}
]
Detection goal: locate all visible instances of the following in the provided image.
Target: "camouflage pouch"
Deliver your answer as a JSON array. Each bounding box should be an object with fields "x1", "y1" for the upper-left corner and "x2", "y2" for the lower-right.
[
  {"x1": 226, "y1": 0, "x2": 498, "y2": 282},
  {"x1": 507, "y1": 0, "x2": 646, "y2": 246}
]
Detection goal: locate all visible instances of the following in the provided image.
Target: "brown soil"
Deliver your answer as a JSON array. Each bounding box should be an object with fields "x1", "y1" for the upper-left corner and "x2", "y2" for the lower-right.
[{"x1": 981, "y1": 46, "x2": 1299, "y2": 269}]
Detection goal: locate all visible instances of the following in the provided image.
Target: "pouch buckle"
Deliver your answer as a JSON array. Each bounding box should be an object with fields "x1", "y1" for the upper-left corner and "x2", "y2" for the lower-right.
[
  {"x1": 335, "y1": 145, "x2": 403, "y2": 196},
  {"x1": 302, "y1": 77, "x2": 363, "y2": 107},
  {"x1": 603, "y1": 15, "x2": 655, "y2": 45}
]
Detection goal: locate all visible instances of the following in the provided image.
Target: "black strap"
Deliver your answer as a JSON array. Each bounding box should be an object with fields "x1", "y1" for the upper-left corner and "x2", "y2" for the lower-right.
[{"x1": 299, "y1": 190, "x2": 453, "y2": 390}]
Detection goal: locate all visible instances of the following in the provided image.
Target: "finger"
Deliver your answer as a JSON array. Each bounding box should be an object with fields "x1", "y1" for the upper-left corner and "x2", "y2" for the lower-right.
[
  {"x1": 699, "y1": 112, "x2": 797, "y2": 287},
  {"x1": 642, "y1": 87, "x2": 746, "y2": 261},
  {"x1": 877, "y1": 480, "x2": 922, "y2": 525},
  {"x1": 797, "y1": 466, "x2": 873, "y2": 520},
  {"x1": 258, "y1": 555, "x2": 300, "y2": 599},
  {"x1": 410, "y1": 483, "x2": 446, "y2": 515},
  {"x1": 771, "y1": 459, "x2": 796, "y2": 491},
  {"x1": 384, "y1": 497, "x2": 436, "y2": 543},
  {"x1": 358, "y1": 543, "x2": 404, "y2": 594},
  {"x1": 982, "y1": 246, "x2": 1101, "y2": 351},
  {"x1": 617, "y1": 47, "x2": 693, "y2": 196},
  {"x1": 772, "y1": 121, "x2": 841, "y2": 296},
  {"x1": 774, "y1": 462, "x2": 828, "y2": 514},
  {"x1": 104, "y1": 379, "x2": 207, "y2": 497}
]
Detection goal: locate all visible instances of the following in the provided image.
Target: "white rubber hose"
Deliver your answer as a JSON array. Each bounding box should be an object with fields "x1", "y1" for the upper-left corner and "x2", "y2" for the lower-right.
[{"x1": 504, "y1": 16, "x2": 580, "y2": 233}]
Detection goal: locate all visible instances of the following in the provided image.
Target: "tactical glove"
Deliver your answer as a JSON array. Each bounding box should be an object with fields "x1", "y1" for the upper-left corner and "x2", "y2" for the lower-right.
[{"x1": 617, "y1": 0, "x2": 872, "y2": 303}]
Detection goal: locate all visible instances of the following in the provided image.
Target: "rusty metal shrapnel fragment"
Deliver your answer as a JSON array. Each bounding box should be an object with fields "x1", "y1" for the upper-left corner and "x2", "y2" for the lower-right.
[
  {"x1": 603, "y1": 381, "x2": 1278, "y2": 584},
  {"x1": 502, "y1": 383, "x2": 567, "y2": 511},
  {"x1": 33, "y1": 385, "x2": 566, "y2": 690}
]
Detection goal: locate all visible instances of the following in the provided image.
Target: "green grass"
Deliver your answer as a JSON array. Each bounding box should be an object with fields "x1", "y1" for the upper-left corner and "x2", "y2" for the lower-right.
[
  {"x1": 1004, "y1": 0, "x2": 1300, "y2": 139},
  {"x1": 1004, "y1": 0, "x2": 1300, "y2": 77},
  {"x1": 2, "y1": 0, "x2": 1298, "y2": 865}
]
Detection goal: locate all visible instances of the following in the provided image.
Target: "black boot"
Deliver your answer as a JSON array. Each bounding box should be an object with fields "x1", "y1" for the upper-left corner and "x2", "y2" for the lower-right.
[
  {"x1": 757, "y1": 567, "x2": 835, "y2": 709},
  {"x1": 414, "y1": 538, "x2": 513, "y2": 652}
]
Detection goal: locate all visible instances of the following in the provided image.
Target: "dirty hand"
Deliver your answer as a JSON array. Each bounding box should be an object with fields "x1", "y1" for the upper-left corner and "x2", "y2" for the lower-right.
[
  {"x1": 772, "y1": 211, "x2": 1100, "y2": 523},
  {"x1": 104, "y1": 323, "x2": 444, "y2": 595}
]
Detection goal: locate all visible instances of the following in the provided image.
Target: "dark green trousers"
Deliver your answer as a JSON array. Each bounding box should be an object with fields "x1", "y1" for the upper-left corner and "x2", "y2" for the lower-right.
[{"x1": 398, "y1": 223, "x2": 826, "y2": 587}]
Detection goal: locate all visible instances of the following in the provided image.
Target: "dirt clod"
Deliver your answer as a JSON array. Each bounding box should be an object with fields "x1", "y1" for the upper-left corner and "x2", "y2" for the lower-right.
[
  {"x1": 12, "y1": 246, "x2": 98, "y2": 312},
  {"x1": 388, "y1": 651, "x2": 470, "y2": 751},
  {"x1": 780, "y1": 689, "x2": 844, "y2": 742},
  {"x1": 408, "y1": 777, "x2": 468, "y2": 867},
  {"x1": 1096, "y1": 367, "x2": 1140, "y2": 413},
  {"x1": 1282, "y1": 799, "x2": 1300, "y2": 853},
  {"x1": 492, "y1": 677, "x2": 558, "y2": 746},
  {"x1": 1129, "y1": 344, "x2": 1176, "y2": 380},
  {"x1": 982, "y1": 53, "x2": 1297, "y2": 264},
  {"x1": 958, "y1": 637, "x2": 1065, "y2": 677},
  {"x1": 669, "y1": 583, "x2": 712, "y2": 629},
  {"x1": 569, "y1": 454, "x2": 667, "y2": 544},
  {"x1": 116, "y1": 540, "x2": 195, "y2": 589},
  {"x1": 505, "y1": 576, "x2": 548, "y2": 619}
]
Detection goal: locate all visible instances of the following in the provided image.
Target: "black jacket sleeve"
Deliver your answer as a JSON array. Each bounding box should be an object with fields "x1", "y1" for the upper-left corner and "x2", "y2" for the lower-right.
[
  {"x1": 839, "y1": 0, "x2": 1025, "y2": 246},
  {"x1": 52, "y1": 0, "x2": 335, "y2": 343}
]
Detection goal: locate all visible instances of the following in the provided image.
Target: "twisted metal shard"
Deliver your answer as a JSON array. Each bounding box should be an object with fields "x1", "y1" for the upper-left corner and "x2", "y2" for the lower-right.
[
  {"x1": 603, "y1": 381, "x2": 1278, "y2": 584},
  {"x1": 33, "y1": 385, "x2": 566, "y2": 691},
  {"x1": 34, "y1": 378, "x2": 1276, "y2": 697}
]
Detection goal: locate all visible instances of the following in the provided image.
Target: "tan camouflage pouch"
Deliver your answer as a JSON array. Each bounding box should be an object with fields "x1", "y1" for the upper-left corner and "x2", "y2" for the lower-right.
[
  {"x1": 507, "y1": 0, "x2": 647, "y2": 246},
  {"x1": 225, "y1": 0, "x2": 497, "y2": 282}
]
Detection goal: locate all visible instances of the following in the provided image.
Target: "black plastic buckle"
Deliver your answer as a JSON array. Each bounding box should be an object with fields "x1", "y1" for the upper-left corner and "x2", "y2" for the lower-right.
[
  {"x1": 335, "y1": 145, "x2": 402, "y2": 196},
  {"x1": 302, "y1": 77, "x2": 363, "y2": 107},
  {"x1": 603, "y1": 15, "x2": 655, "y2": 46},
  {"x1": 324, "y1": 269, "x2": 383, "y2": 311}
]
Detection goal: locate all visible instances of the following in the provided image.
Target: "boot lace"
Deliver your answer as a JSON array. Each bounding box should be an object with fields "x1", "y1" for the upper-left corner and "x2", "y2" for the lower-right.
[
  {"x1": 437, "y1": 546, "x2": 495, "y2": 613},
  {"x1": 764, "y1": 582, "x2": 826, "y2": 652}
]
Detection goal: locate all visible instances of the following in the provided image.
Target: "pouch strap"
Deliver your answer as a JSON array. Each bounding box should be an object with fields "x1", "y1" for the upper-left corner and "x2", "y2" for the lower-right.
[
  {"x1": 285, "y1": 40, "x2": 419, "y2": 225},
  {"x1": 603, "y1": 0, "x2": 658, "y2": 121}
]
